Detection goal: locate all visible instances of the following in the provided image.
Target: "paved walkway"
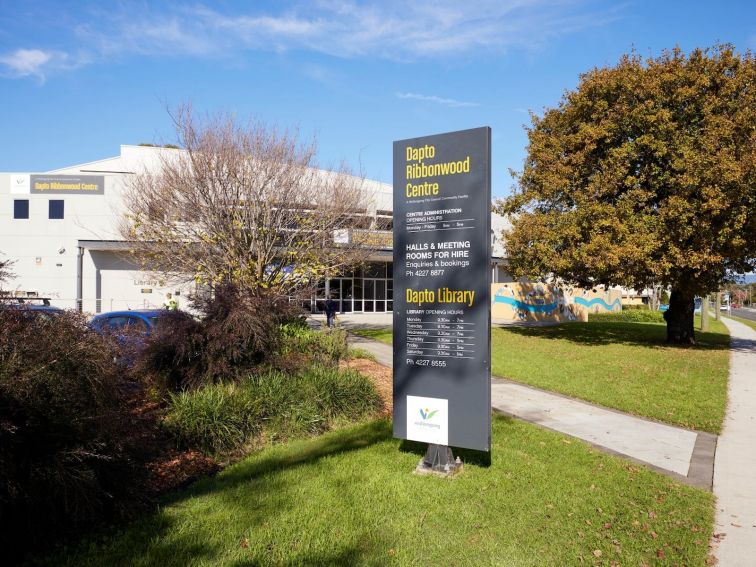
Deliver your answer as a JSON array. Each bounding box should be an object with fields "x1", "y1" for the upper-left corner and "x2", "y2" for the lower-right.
[
  {"x1": 712, "y1": 317, "x2": 756, "y2": 565},
  {"x1": 348, "y1": 334, "x2": 714, "y2": 488}
]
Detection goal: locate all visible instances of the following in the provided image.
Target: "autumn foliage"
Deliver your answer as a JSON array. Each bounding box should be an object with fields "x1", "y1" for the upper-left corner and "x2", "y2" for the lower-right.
[{"x1": 496, "y1": 44, "x2": 755, "y2": 343}]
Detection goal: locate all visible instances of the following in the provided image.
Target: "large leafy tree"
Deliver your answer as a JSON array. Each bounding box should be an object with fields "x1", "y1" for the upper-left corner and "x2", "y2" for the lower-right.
[{"x1": 495, "y1": 45, "x2": 755, "y2": 343}]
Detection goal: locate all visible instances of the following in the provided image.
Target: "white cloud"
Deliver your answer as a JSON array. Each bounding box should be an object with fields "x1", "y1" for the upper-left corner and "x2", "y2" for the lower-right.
[
  {"x1": 1, "y1": 1, "x2": 623, "y2": 79},
  {"x1": 397, "y1": 92, "x2": 478, "y2": 108},
  {"x1": 0, "y1": 49, "x2": 54, "y2": 78},
  {"x1": 0, "y1": 48, "x2": 87, "y2": 81},
  {"x1": 185, "y1": 0, "x2": 621, "y2": 60}
]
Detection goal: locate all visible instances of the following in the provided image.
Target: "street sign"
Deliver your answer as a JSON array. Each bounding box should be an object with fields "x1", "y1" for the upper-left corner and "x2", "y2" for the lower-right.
[{"x1": 392, "y1": 127, "x2": 492, "y2": 452}]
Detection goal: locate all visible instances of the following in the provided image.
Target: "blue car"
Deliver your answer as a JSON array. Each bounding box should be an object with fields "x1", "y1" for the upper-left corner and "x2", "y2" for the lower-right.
[
  {"x1": 90, "y1": 309, "x2": 171, "y2": 366},
  {"x1": 1, "y1": 303, "x2": 64, "y2": 319},
  {"x1": 90, "y1": 309, "x2": 165, "y2": 335}
]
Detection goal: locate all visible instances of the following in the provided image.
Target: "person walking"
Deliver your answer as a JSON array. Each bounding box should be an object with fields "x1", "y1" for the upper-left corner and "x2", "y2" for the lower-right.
[
  {"x1": 324, "y1": 295, "x2": 338, "y2": 328},
  {"x1": 164, "y1": 292, "x2": 178, "y2": 310}
]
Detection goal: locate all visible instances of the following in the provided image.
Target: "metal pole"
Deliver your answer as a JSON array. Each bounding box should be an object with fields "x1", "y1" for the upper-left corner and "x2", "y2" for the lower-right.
[
  {"x1": 701, "y1": 295, "x2": 709, "y2": 332},
  {"x1": 415, "y1": 444, "x2": 463, "y2": 476},
  {"x1": 76, "y1": 246, "x2": 84, "y2": 312}
]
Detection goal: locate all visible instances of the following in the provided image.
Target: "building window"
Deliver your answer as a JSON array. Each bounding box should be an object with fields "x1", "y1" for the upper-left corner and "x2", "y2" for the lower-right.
[
  {"x1": 13, "y1": 199, "x2": 29, "y2": 219},
  {"x1": 49, "y1": 200, "x2": 64, "y2": 219}
]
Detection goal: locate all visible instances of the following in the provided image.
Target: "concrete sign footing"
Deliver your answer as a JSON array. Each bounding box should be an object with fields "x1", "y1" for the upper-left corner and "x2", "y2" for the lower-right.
[{"x1": 414, "y1": 444, "x2": 464, "y2": 477}]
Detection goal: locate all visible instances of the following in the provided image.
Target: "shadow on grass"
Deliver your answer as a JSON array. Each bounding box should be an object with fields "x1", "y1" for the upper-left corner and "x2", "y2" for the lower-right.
[
  {"x1": 46, "y1": 420, "x2": 395, "y2": 566},
  {"x1": 399, "y1": 440, "x2": 492, "y2": 468},
  {"x1": 398, "y1": 413, "x2": 506, "y2": 469},
  {"x1": 165, "y1": 419, "x2": 394, "y2": 503},
  {"x1": 42, "y1": 511, "x2": 215, "y2": 567},
  {"x1": 227, "y1": 538, "x2": 393, "y2": 567},
  {"x1": 499, "y1": 321, "x2": 730, "y2": 351}
]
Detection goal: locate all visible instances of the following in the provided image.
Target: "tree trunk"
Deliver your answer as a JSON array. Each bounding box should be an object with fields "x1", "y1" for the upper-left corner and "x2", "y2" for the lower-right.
[{"x1": 663, "y1": 288, "x2": 696, "y2": 344}]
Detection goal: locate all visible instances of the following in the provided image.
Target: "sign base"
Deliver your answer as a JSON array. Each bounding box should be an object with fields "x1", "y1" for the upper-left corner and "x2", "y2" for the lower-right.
[{"x1": 414, "y1": 444, "x2": 463, "y2": 477}]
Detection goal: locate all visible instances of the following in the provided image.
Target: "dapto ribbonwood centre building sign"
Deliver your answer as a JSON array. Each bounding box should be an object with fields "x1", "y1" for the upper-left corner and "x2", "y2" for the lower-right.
[{"x1": 392, "y1": 127, "x2": 492, "y2": 452}]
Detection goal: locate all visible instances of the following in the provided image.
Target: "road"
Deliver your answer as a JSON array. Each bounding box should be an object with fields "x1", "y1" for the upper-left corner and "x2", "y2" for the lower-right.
[{"x1": 731, "y1": 307, "x2": 756, "y2": 322}]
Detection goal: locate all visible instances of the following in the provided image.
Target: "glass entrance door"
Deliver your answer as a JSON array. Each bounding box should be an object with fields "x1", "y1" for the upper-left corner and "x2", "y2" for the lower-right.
[
  {"x1": 341, "y1": 279, "x2": 353, "y2": 313},
  {"x1": 362, "y1": 278, "x2": 389, "y2": 312},
  {"x1": 327, "y1": 278, "x2": 353, "y2": 313},
  {"x1": 309, "y1": 263, "x2": 394, "y2": 313}
]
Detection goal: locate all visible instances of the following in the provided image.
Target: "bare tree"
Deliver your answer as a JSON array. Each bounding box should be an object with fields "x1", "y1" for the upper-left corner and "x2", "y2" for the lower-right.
[
  {"x1": 119, "y1": 106, "x2": 377, "y2": 299},
  {"x1": 0, "y1": 255, "x2": 15, "y2": 305},
  {"x1": 0, "y1": 254, "x2": 14, "y2": 287}
]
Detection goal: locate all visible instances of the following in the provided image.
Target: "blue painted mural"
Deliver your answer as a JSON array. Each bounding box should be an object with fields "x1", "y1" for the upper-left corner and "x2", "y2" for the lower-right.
[
  {"x1": 493, "y1": 295, "x2": 559, "y2": 313},
  {"x1": 573, "y1": 297, "x2": 622, "y2": 311},
  {"x1": 491, "y1": 283, "x2": 622, "y2": 322}
]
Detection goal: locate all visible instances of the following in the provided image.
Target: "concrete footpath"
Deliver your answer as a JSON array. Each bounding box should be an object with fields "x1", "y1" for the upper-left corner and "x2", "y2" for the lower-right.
[
  {"x1": 712, "y1": 317, "x2": 756, "y2": 565},
  {"x1": 348, "y1": 334, "x2": 715, "y2": 489}
]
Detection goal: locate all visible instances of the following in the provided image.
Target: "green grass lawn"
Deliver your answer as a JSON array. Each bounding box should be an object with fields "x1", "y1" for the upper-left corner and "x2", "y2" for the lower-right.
[
  {"x1": 354, "y1": 319, "x2": 729, "y2": 433},
  {"x1": 49, "y1": 417, "x2": 714, "y2": 567},
  {"x1": 353, "y1": 327, "x2": 393, "y2": 344}
]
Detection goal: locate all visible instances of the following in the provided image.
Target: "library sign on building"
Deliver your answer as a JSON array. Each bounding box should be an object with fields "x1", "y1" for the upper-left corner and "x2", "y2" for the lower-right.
[{"x1": 392, "y1": 127, "x2": 492, "y2": 454}]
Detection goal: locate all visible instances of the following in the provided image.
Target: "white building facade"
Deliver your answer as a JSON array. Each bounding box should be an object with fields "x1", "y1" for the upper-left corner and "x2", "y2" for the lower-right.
[{"x1": 1, "y1": 145, "x2": 510, "y2": 314}]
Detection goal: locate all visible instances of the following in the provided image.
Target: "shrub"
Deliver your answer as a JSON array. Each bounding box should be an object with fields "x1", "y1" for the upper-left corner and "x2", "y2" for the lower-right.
[
  {"x1": 164, "y1": 365, "x2": 382, "y2": 455},
  {"x1": 590, "y1": 310, "x2": 665, "y2": 323},
  {"x1": 0, "y1": 309, "x2": 144, "y2": 561},
  {"x1": 133, "y1": 310, "x2": 204, "y2": 391},
  {"x1": 136, "y1": 285, "x2": 303, "y2": 391},
  {"x1": 193, "y1": 285, "x2": 290, "y2": 381},
  {"x1": 280, "y1": 323, "x2": 349, "y2": 365}
]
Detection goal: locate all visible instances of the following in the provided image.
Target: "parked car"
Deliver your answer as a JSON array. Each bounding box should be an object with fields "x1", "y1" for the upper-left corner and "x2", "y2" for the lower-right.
[
  {"x1": 90, "y1": 309, "x2": 170, "y2": 366},
  {"x1": 0, "y1": 303, "x2": 64, "y2": 319},
  {"x1": 89, "y1": 309, "x2": 164, "y2": 335}
]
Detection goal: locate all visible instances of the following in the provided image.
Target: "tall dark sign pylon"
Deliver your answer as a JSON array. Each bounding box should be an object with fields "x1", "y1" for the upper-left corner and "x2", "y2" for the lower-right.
[{"x1": 392, "y1": 127, "x2": 492, "y2": 458}]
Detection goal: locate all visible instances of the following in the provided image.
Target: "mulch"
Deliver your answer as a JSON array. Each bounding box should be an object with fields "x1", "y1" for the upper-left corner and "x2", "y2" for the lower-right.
[
  {"x1": 124, "y1": 388, "x2": 220, "y2": 496},
  {"x1": 145, "y1": 449, "x2": 219, "y2": 493}
]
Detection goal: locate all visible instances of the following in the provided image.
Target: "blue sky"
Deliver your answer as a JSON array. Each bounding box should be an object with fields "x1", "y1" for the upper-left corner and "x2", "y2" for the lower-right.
[{"x1": 0, "y1": 0, "x2": 754, "y2": 198}]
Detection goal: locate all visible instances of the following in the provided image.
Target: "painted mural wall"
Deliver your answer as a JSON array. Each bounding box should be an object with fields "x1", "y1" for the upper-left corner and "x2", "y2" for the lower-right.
[{"x1": 491, "y1": 282, "x2": 622, "y2": 322}]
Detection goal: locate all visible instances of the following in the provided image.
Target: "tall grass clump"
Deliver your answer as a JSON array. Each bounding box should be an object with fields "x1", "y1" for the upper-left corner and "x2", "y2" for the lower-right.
[
  {"x1": 163, "y1": 384, "x2": 265, "y2": 453},
  {"x1": 280, "y1": 321, "x2": 349, "y2": 364},
  {"x1": 164, "y1": 365, "x2": 382, "y2": 455}
]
